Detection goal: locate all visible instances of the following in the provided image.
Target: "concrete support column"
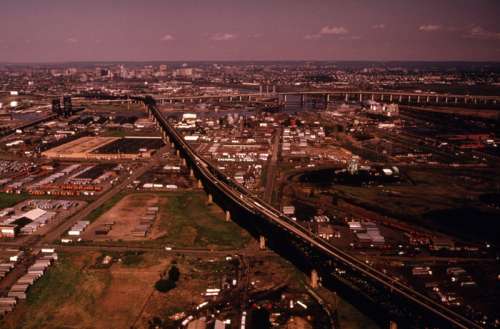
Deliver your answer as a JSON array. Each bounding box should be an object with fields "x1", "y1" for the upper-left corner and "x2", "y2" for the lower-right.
[
  {"x1": 300, "y1": 94, "x2": 305, "y2": 106},
  {"x1": 417, "y1": 96, "x2": 420, "y2": 103},
  {"x1": 207, "y1": 193, "x2": 213, "y2": 204},
  {"x1": 426, "y1": 96, "x2": 430, "y2": 103},
  {"x1": 325, "y1": 94, "x2": 330, "y2": 103},
  {"x1": 283, "y1": 94, "x2": 287, "y2": 103},
  {"x1": 381, "y1": 94, "x2": 385, "y2": 101},
  {"x1": 181, "y1": 158, "x2": 186, "y2": 166},
  {"x1": 436, "y1": 96, "x2": 439, "y2": 103},
  {"x1": 371, "y1": 94, "x2": 375, "y2": 101},
  {"x1": 189, "y1": 169, "x2": 194, "y2": 177},
  {"x1": 359, "y1": 93, "x2": 363, "y2": 103},
  {"x1": 225, "y1": 210, "x2": 231, "y2": 222},
  {"x1": 455, "y1": 97, "x2": 458, "y2": 104},
  {"x1": 407, "y1": 95, "x2": 411, "y2": 103},
  {"x1": 445, "y1": 97, "x2": 448, "y2": 103},
  {"x1": 197, "y1": 179, "x2": 203, "y2": 189},
  {"x1": 345, "y1": 93, "x2": 349, "y2": 102},
  {"x1": 171, "y1": 142, "x2": 175, "y2": 148},
  {"x1": 259, "y1": 235, "x2": 266, "y2": 250},
  {"x1": 176, "y1": 149, "x2": 180, "y2": 157},
  {"x1": 310, "y1": 269, "x2": 319, "y2": 289},
  {"x1": 398, "y1": 95, "x2": 402, "y2": 102},
  {"x1": 389, "y1": 94, "x2": 393, "y2": 102}
]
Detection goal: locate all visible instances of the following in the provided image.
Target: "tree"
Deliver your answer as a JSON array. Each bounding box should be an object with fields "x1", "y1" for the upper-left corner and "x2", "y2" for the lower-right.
[
  {"x1": 168, "y1": 265, "x2": 180, "y2": 282},
  {"x1": 155, "y1": 279, "x2": 176, "y2": 293}
]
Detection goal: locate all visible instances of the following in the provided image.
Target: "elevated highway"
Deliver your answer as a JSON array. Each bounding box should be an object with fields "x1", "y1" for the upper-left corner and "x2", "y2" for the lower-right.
[
  {"x1": 142, "y1": 96, "x2": 483, "y2": 329},
  {"x1": 153, "y1": 90, "x2": 500, "y2": 107}
]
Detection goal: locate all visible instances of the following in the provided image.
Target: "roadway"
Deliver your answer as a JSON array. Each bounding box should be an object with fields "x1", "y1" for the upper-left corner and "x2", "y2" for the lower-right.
[
  {"x1": 147, "y1": 99, "x2": 483, "y2": 329},
  {"x1": 263, "y1": 127, "x2": 281, "y2": 203},
  {"x1": 153, "y1": 90, "x2": 500, "y2": 103}
]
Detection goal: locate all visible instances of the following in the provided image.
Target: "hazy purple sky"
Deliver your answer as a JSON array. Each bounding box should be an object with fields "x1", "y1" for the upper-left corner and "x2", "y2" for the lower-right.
[{"x1": 1, "y1": 0, "x2": 500, "y2": 62}]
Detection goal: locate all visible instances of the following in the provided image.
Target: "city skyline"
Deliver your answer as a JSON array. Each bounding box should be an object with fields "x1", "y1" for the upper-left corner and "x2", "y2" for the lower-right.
[{"x1": 1, "y1": 0, "x2": 500, "y2": 63}]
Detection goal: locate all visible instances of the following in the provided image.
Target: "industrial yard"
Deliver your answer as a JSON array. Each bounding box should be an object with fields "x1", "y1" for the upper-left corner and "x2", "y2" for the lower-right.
[
  {"x1": 42, "y1": 136, "x2": 164, "y2": 160},
  {"x1": 83, "y1": 193, "x2": 162, "y2": 241},
  {"x1": 78, "y1": 191, "x2": 251, "y2": 249}
]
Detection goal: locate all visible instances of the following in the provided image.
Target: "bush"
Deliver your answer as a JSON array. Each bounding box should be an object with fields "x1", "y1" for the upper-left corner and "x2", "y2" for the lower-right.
[
  {"x1": 168, "y1": 266, "x2": 180, "y2": 282},
  {"x1": 155, "y1": 278, "x2": 176, "y2": 293},
  {"x1": 122, "y1": 251, "x2": 143, "y2": 266}
]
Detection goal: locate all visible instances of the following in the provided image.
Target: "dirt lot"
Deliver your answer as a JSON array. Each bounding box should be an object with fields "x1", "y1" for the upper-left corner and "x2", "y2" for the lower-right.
[
  {"x1": 1, "y1": 251, "x2": 171, "y2": 329},
  {"x1": 84, "y1": 193, "x2": 163, "y2": 241},
  {"x1": 83, "y1": 191, "x2": 250, "y2": 249}
]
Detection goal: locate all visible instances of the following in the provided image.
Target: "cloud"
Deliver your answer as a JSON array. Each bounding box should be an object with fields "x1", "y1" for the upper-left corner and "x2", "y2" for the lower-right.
[
  {"x1": 418, "y1": 24, "x2": 442, "y2": 32},
  {"x1": 462, "y1": 26, "x2": 500, "y2": 40},
  {"x1": 161, "y1": 34, "x2": 175, "y2": 41},
  {"x1": 320, "y1": 26, "x2": 349, "y2": 35},
  {"x1": 210, "y1": 33, "x2": 236, "y2": 41},
  {"x1": 372, "y1": 24, "x2": 385, "y2": 29},
  {"x1": 305, "y1": 25, "x2": 349, "y2": 40}
]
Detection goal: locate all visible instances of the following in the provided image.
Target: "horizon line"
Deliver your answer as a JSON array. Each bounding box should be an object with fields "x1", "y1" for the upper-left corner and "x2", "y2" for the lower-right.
[{"x1": 2, "y1": 59, "x2": 500, "y2": 65}]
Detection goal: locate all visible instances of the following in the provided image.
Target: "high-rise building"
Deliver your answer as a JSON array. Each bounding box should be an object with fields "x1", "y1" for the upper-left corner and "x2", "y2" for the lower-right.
[
  {"x1": 63, "y1": 96, "x2": 72, "y2": 117},
  {"x1": 51, "y1": 99, "x2": 61, "y2": 115}
]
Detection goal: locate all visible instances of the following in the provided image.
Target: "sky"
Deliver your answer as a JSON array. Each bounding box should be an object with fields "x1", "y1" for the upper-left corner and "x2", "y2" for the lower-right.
[{"x1": 1, "y1": 0, "x2": 500, "y2": 62}]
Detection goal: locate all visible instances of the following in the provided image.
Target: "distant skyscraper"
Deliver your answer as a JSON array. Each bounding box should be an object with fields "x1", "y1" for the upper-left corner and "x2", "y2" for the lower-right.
[
  {"x1": 158, "y1": 64, "x2": 168, "y2": 77},
  {"x1": 51, "y1": 99, "x2": 61, "y2": 115},
  {"x1": 63, "y1": 96, "x2": 72, "y2": 117}
]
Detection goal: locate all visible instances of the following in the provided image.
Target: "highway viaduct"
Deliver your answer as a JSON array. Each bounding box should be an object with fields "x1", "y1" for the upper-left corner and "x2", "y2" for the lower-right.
[
  {"x1": 80, "y1": 90, "x2": 500, "y2": 110},
  {"x1": 139, "y1": 95, "x2": 484, "y2": 329},
  {"x1": 152, "y1": 90, "x2": 500, "y2": 107}
]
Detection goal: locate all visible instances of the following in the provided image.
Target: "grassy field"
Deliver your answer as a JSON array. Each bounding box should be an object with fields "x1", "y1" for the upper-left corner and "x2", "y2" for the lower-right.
[
  {"x1": 331, "y1": 167, "x2": 497, "y2": 218},
  {"x1": 83, "y1": 191, "x2": 250, "y2": 249},
  {"x1": 0, "y1": 193, "x2": 28, "y2": 209},
  {"x1": 1, "y1": 251, "x2": 169, "y2": 329},
  {"x1": 308, "y1": 167, "x2": 500, "y2": 242},
  {"x1": 156, "y1": 191, "x2": 251, "y2": 249}
]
